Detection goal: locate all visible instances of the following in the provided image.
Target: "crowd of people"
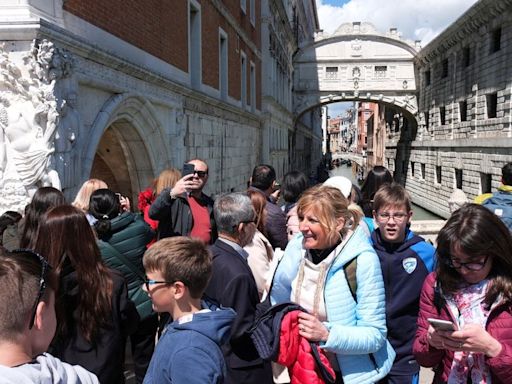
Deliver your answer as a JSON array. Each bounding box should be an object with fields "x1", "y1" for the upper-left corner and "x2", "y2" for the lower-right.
[{"x1": 0, "y1": 159, "x2": 511, "y2": 384}]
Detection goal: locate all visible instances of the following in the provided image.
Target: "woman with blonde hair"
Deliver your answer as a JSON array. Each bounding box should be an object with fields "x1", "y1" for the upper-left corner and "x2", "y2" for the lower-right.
[
  {"x1": 270, "y1": 184, "x2": 395, "y2": 384},
  {"x1": 72, "y1": 179, "x2": 108, "y2": 224}
]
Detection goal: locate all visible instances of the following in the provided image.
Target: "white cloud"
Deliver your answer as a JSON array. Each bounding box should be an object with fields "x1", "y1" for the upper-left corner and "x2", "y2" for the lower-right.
[{"x1": 316, "y1": 0, "x2": 478, "y2": 45}]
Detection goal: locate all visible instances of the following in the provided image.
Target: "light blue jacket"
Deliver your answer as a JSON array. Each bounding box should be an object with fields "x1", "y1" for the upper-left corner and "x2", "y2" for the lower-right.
[{"x1": 270, "y1": 226, "x2": 396, "y2": 384}]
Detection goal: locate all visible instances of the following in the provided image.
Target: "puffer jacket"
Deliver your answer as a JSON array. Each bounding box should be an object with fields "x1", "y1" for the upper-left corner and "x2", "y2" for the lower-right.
[
  {"x1": 97, "y1": 211, "x2": 154, "y2": 319},
  {"x1": 270, "y1": 227, "x2": 396, "y2": 384},
  {"x1": 413, "y1": 273, "x2": 512, "y2": 383}
]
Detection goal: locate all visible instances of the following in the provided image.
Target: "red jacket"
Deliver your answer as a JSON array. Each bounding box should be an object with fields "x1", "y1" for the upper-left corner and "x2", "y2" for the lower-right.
[
  {"x1": 413, "y1": 273, "x2": 512, "y2": 383},
  {"x1": 277, "y1": 310, "x2": 335, "y2": 384}
]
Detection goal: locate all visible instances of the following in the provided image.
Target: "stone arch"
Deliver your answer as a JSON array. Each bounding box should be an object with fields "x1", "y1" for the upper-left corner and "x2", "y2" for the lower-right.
[{"x1": 83, "y1": 93, "x2": 169, "y2": 200}]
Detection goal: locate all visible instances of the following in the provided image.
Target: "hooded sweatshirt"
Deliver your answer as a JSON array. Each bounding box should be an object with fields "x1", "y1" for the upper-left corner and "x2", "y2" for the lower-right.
[
  {"x1": 143, "y1": 303, "x2": 236, "y2": 384},
  {"x1": 371, "y1": 228, "x2": 435, "y2": 376},
  {"x1": 0, "y1": 353, "x2": 98, "y2": 384}
]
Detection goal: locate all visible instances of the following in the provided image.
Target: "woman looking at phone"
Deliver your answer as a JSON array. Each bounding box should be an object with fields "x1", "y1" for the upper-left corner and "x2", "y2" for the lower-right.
[{"x1": 413, "y1": 204, "x2": 512, "y2": 383}]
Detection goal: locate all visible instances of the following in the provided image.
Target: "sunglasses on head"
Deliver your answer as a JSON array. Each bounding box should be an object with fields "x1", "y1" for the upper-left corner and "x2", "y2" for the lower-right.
[{"x1": 11, "y1": 249, "x2": 52, "y2": 329}]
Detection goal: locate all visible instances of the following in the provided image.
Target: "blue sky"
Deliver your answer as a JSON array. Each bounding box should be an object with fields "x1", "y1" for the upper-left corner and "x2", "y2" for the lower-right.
[{"x1": 316, "y1": 0, "x2": 479, "y2": 117}]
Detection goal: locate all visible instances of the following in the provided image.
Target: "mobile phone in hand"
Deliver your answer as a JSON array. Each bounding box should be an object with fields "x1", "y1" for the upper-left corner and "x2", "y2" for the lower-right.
[
  {"x1": 427, "y1": 318, "x2": 458, "y2": 331},
  {"x1": 182, "y1": 163, "x2": 195, "y2": 177}
]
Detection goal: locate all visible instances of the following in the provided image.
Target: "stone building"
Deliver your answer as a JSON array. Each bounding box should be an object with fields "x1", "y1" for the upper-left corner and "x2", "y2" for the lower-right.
[
  {"x1": 0, "y1": 0, "x2": 318, "y2": 213},
  {"x1": 392, "y1": 0, "x2": 512, "y2": 218}
]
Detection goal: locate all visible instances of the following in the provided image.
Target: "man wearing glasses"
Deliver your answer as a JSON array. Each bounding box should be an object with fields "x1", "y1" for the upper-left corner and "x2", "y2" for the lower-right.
[
  {"x1": 149, "y1": 158, "x2": 217, "y2": 244},
  {"x1": 370, "y1": 183, "x2": 436, "y2": 384}
]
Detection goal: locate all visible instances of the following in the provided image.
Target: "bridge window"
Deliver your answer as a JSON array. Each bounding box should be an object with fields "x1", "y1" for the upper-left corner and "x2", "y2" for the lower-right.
[
  {"x1": 374, "y1": 66, "x2": 387, "y2": 78},
  {"x1": 421, "y1": 163, "x2": 426, "y2": 180},
  {"x1": 441, "y1": 59, "x2": 448, "y2": 78},
  {"x1": 439, "y1": 106, "x2": 446, "y2": 125},
  {"x1": 425, "y1": 70, "x2": 431, "y2": 86},
  {"x1": 486, "y1": 92, "x2": 497, "y2": 118},
  {"x1": 480, "y1": 173, "x2": 492, "y2": 194},
  {"x1": 436, "y1": 166, "x2": 442, "y2": 184},
  {"x1": 455, "y1": 169, "x2": 463, "y2": 189},
  {"x1": 411, "y1": 162, "x2": 415, "y2": 177},
  {"x1": 490, "y1": 27, "x2": 501, "y2": 53},
  {"x1": 325, "y1": 67, "x2": 338, "y2": 79},
  {"x1": 424, "y1": 111, "x2": 430, "y2": 130},
  {"x1": 462, "y1": 46, "x2": 471, "y2": 67},
  {"x1": 459, "y1": 100, "x2": 468, "y2": 122}
]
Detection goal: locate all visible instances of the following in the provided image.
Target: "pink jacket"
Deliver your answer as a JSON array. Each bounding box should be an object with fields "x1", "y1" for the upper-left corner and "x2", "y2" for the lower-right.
[{"x1": 413, "y1": 273, "x2": 512, "y2": 383}]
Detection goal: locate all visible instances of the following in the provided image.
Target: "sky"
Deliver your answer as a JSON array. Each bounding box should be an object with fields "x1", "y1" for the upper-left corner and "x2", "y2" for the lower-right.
[{"x1": 317, "y1": 0, "x2": 479, "y2": 117}]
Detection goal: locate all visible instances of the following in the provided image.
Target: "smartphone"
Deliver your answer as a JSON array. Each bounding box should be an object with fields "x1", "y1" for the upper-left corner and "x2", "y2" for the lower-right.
[
  {"x1": 115, "y1": 192, "x2": 122, "y2": 202},
  {"x1": 182, "y1": 163, "x2": 195, "y2": 177},
  {"x1": 427, "y1": 318, "x2": 458, "y2": 331}
]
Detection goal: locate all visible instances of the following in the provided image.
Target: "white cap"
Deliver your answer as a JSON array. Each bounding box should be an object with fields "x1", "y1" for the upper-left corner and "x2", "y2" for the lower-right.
[{"x1": 323, "y1": 176, "x2": 353, "y2": 198}]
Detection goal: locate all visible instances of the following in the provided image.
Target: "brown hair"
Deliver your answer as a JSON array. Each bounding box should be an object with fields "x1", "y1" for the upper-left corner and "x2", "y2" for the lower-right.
[
  {"x1": 0, "y1": 248, "x2": 57, "y2": 340},
  {"x1": 143, "y1": 237, "x2": 211, "y2": 299},
  {"x1": 372, "y1": 182, "x2": 412, "y2": 213},
  {"x1": 33, "y1": 205, "x2": 113, "y2": 343},
  {"x1": 72, "y1": 179, "x2": 108, "y2": 212},
  {"x1": 297, "y1": 185, "x2": 361, "y2": 246},
  {"x1": 154, "y1": 168, "x2": 182, "y2": 195},
  {"x1": 247, "y1": 189, "x2": 267, "y2": 235},
  {"x1": 436, "y1": 204, "x2": 512, "y2": 306}
]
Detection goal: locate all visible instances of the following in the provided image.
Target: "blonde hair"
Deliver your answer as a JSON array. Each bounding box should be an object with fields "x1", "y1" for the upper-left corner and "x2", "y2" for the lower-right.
[
  {"x1": 297, "y1": 185, "x2": 361, "y2": 245},
  {"x1": 154, "y1": 168, "x2": 181, "y2": 195},
  {"x1": 72, "y1": 179, "x2": 108, "y2": 212}
]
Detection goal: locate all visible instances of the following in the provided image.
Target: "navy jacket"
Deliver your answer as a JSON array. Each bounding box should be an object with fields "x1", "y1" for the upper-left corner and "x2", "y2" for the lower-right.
[{"x1": 371, "y1": 228, "x2": 435, "y2": 376}]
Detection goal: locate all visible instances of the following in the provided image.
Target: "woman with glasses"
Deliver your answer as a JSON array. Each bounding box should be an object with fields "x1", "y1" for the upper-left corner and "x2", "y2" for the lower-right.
[
  {"x1": 32, "y1": 205, "x2": 139, "y2": 384},
  {"x1": 89, "y1": 188, "x2": 155, "y2": 384},
  {"x1": 270, "y1": 185, "x2": 395, "y2": 384},
  {"x1": 413, "y1": 204, "x2": 512, "y2": 383}
]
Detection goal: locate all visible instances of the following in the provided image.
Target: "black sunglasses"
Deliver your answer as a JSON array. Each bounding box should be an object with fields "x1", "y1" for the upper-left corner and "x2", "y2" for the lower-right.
[
  {"x1": 144, "y1": 279, "x2": 175, "y2": 292},
  {"x1": 11, "y1": 249, "x2": 52, "y2": 329},
  {"x1": 192, "y1": 170, "x2": 208, "y2": 178}
]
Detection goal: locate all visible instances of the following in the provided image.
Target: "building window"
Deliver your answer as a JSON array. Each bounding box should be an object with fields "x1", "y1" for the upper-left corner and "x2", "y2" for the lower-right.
[
  {"x1": 374, "y1": 65, "x2": 387, "y2": 78},
  {"x1": 490, "y1": 27, "x2": 501, "y2": 53},
  {"x1": 486, "y1": 92, "x2": 498, "y2": 118},
  {"x1": 250, "y1": 0, "x2": 255, "y2": 25},
  {"x1": 424, "y1": 111, "x2": 429, "y2": 130},
  {"x1": 240, "y1": 0, "x2": 246, "y2": 14},
  {"x1": 480, "y1": 173, "x2": 492, "y2": 194},
  {"x1": 325, "y1": 67, "x2": 338, "y2": 79},
  {"x1": 411, "y1": 162, "x2": 415, "y2": 177},
  {"x1": 421, "y1": 163, "x2": 426, "y2": 180},
  {"x1": 425, "y1": 70, "x2": 431, "y2": 86},
  {"x1": 189, "y1": 0, "x2": 201, "y2": 90},
  {"x1": 439, "y1": 106, "x2": 446, "y2": 125},
  {"x1": 250, "y1": 61, "x2": 256, "y2": 112},
  {"x1": 455, "y1": 169, "x2": 463, "y2": 189},
  {"x1": 463, "y1": 46, "x2": 471, "y2": 67},
  {"x1": 219, "y1": 29, "x2": 228, "y2": 101},
  {"x1": 441, "y1": 59, "x2": 448, "y2": 78},
  {"x1": 459, "y1": 100, "x2": 467, "y2": 122},
  {"x1": 436, "y1": 166, "x2": 442, "y2": 184},
  {"x1": 240, "y1": 51, "x2": 247, "y2": 108}
]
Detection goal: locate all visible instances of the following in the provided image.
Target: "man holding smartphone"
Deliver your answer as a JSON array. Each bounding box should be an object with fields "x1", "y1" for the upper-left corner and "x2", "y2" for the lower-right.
[{"x1": 149, "y1": 159, "x2": 216, "y2": 244}]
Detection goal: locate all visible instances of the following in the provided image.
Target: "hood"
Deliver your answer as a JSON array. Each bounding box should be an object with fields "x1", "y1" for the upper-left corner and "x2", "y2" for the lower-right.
[
  {"x1": 498, "y1": 185, "x2": 512, "y2": 193},
  {"x1": 488, "y1": 188, "x2": 512, "y2": 205},
  {"x1": 0, "y1": 353, "x2": 98, "y2": 384},
  {"x1": 109, "y1": 211, "x2": 138, "y2": 232},
  {"x1": 169, "y1": 301, "x2": 236, "y2": 346},
  {"x1": 371, "y1": 228, "x2": 423, "y2": 253}
]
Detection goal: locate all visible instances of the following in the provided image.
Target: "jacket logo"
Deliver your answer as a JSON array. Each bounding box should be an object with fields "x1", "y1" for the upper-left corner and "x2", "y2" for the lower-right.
[{"x1": 402, "y1": 257, "x2": 417, "y2": 274}]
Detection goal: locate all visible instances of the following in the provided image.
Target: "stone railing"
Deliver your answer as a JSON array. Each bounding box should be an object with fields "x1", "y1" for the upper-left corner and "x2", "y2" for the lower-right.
[{"x1": 410, "y1": 219, "x2": 446, "y2": 245}]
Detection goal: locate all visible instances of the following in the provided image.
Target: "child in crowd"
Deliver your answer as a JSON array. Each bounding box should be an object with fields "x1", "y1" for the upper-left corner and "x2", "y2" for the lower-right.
[
  {"x1": 371, "y1": 183, "x2": 436, "y2": 384},
  {"x1": 0, "y1": 248, "x2": 98, "y2": 383},
  {"x1": 142, "y1": 237, "x2": 235, "y2": 384}
]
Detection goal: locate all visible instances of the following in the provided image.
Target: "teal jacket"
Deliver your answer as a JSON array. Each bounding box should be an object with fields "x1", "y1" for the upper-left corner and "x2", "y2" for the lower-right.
[
  {"x1": 270, "y1": 226, "x2": 396, "y2": 384},
  {"x1": 97, "y1": 212, "x2": 154, "y2": 319}
]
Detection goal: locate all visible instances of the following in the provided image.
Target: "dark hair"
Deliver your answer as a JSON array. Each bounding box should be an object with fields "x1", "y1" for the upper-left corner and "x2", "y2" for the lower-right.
[
  {"x1": 360, "y1": 166, "x2": 393, "y2": 217},
  {"x1": 251, "y1": 164, "x2": 276, "y2": 191},
  {"x1": 89, "y1": 189, "x2": 121, "y2": 238},
  {"x1": 247, "y1": 189, "x2": 267, "y2": 235},
  {"x1": 33, "y1": 205, "x2": 113, "y2": 343},
  {"x1": 373, "y1": 182, "x2": 412, "y2": 212},
  {"x1": 436, "y1": 204, "x2": 512, "y2": 307},
  {"x1": 143, "y1": 237, "x2": 212, "y2": 299},
  {"x1": 350, "y1": 184, "x2": 363, "y2": 205},
  {"x1": 0, "y1": 211, "x2": 22, "y2": 245},
  {"x1": 281, "y1": 171, "x2": 308, "y2": 204},
  {"x1": 502, "y1": 162, "x2": 512, "y2": 186},
  {"x1": 21, "y1": 187, "x2": 66, "y2": 248}
]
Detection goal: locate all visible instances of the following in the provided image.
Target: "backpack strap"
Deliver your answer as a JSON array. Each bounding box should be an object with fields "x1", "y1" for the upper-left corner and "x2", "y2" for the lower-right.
[{"x1": 343, "y1": 257, "x2": 357, "y2": 302}]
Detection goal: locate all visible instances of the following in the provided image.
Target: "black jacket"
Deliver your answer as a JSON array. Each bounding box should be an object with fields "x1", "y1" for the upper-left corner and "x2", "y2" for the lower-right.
[
  {"x1": 148, "y1": 188, "x2": 217, "y2": 242},
  {"x1": 50, "y1": 268, "x2": 139, "y2": 384}
]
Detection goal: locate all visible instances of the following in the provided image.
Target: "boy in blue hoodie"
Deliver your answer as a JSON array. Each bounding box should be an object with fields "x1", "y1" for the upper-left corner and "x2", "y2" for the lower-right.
[
  {"x1": 142, "y1": 236, "x2": 235, "y2": 384},
  {"x1": 371, "y1": 183, "x2": 435, "y2": 384}
]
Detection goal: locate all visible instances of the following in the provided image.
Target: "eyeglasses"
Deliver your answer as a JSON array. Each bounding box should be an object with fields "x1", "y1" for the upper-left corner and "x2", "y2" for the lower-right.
[
  {"x1": 11, "y1": 249, "x2": 52, "y2": 329},
  {"x1": 446, "y1": 255, "x2": 489, "y2": 271},
  {"x1": 144, "y1": 279, "x2": 175, "y2": 291},
  {"x1": 376, "y1": 212, "x2": 409, "y2": 222},
  {"x1": 193, "y1": 170, "x2": 208, "y2": 178}
]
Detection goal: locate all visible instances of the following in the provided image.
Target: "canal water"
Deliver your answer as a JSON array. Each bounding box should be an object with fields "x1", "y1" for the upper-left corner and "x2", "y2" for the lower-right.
[{"x1": 329, "y1": 165, "x2": 442, "y2": 220}]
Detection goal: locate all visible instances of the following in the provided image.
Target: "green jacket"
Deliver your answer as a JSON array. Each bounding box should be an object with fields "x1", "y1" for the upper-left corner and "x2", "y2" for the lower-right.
[{"x1": 97, "y1": 211, "x2": 154, "y2": 319}]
